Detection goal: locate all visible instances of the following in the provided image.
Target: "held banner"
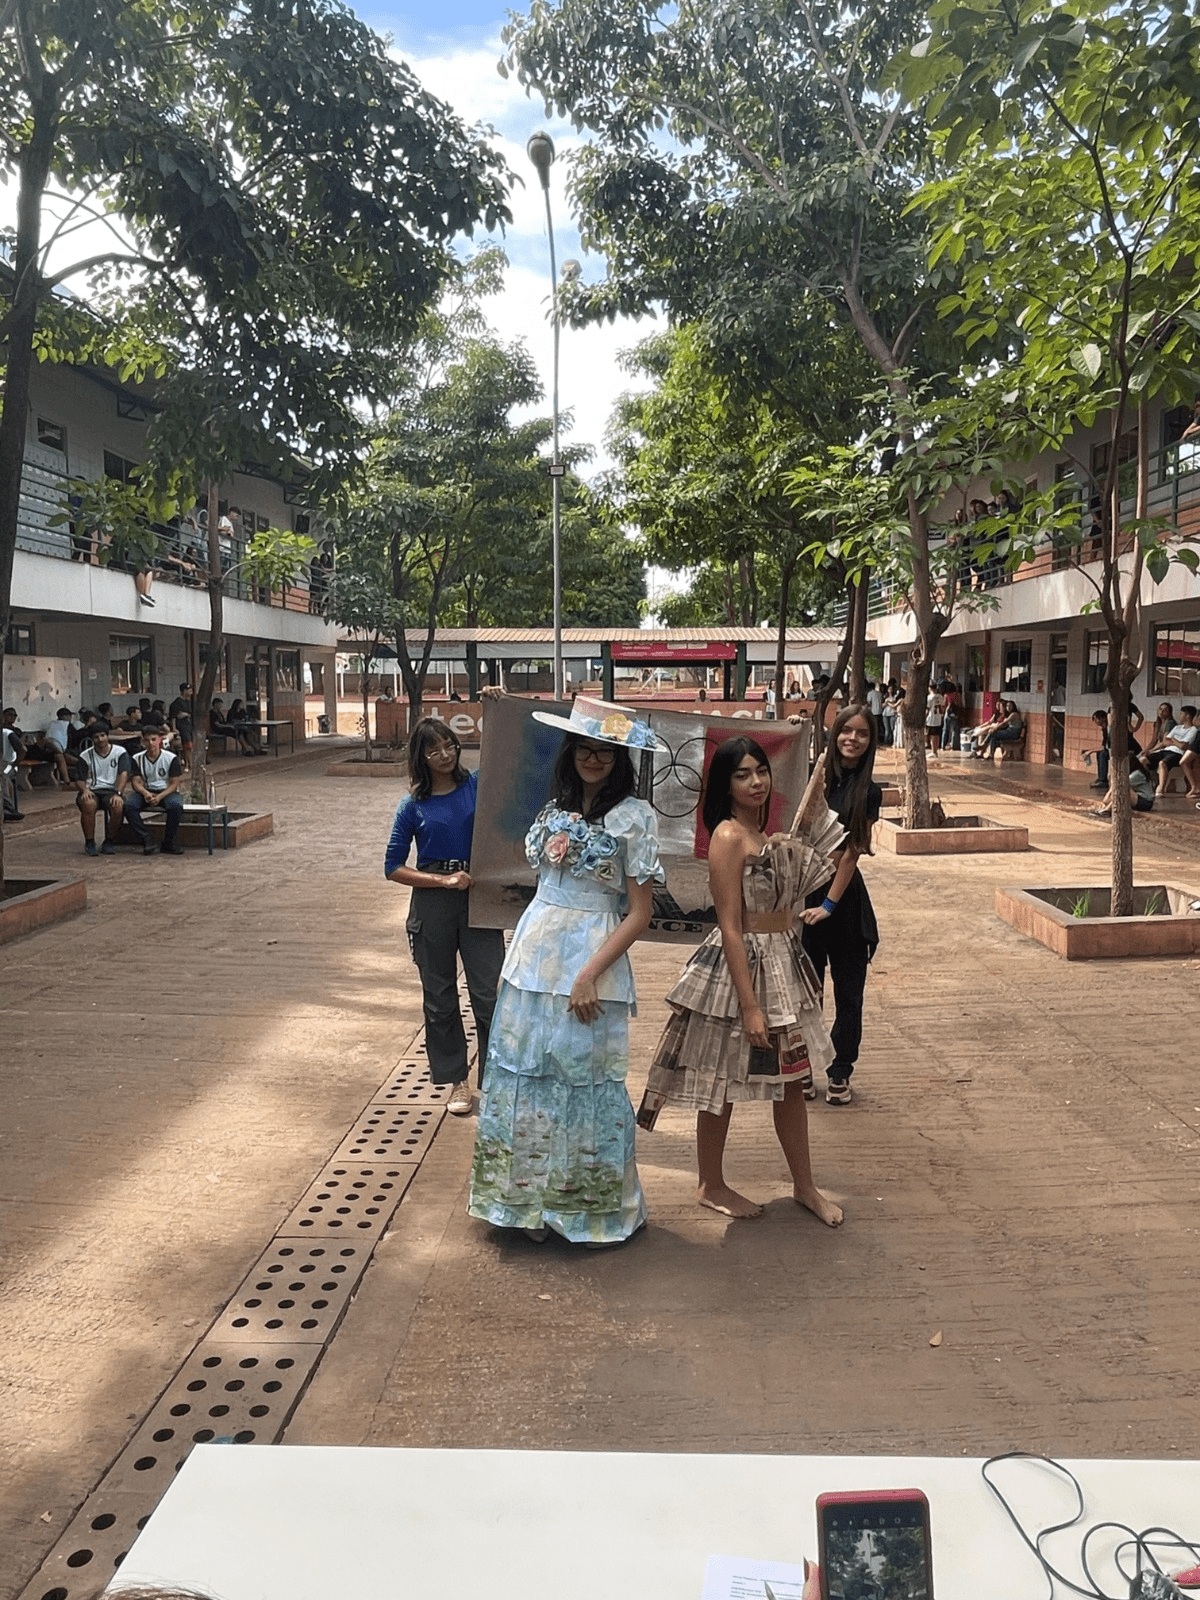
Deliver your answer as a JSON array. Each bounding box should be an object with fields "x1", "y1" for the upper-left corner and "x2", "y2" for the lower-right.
[{"x1": 469, "y1": 696, "x2": 812, "y2": 943}]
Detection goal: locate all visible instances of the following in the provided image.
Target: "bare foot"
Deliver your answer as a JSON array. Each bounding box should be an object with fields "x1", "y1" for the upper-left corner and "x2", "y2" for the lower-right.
[
  {"x1": 793, "y1": 1185, "x2": 844, "y2": 1227},
  {"x1": 698, "y1": 1182, "x2": 763, "y2": 1219}
]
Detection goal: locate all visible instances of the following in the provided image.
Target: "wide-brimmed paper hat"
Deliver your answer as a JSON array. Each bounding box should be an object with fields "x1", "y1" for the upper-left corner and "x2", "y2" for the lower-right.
[{"x1": 531, "y1": 696, "x2": 665, "y2": 753}]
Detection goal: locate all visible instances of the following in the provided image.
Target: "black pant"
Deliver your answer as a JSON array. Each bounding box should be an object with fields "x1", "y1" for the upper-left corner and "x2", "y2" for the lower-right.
[
  {"x1": 406, "y1": 885, "x2": 505, "y2": 1086},
  {"x1": 124, "y1": 790, "x2": 183, "y2": 846},
  {"x1": 801, "y1": 914, "x2": 869, "y2": 1083}
]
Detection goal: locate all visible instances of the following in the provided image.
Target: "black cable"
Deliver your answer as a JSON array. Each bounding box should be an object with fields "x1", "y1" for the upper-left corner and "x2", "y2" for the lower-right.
[{"x1": 980, "y1": 1452, "x2": 1200, "y2": 1600}]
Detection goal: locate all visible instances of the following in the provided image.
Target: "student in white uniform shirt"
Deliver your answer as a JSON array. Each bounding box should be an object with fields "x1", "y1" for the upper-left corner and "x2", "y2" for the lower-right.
[
  {"x1": 125, "y1": 729, "x2": 186, "y2": 855},
  {"x1": 74, "y1": 728, "x2": 131, "y2": 855}
]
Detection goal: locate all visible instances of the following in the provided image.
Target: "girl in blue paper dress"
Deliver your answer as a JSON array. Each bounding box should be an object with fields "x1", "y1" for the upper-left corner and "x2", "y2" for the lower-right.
[{"x1": 468, "y1": 700, "x2": 665, "y2": 1245}]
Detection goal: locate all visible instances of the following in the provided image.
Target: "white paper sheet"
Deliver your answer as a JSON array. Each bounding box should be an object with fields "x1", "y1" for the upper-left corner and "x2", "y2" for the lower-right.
[{"x1": 701, "y1": 1554, "x2": 809, "y2": 1600}]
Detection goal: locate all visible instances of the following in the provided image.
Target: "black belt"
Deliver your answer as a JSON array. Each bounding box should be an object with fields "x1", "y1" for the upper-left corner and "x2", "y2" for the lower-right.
[{"x1": 419, "y1": 858, "x2": 469, "y2": 873}]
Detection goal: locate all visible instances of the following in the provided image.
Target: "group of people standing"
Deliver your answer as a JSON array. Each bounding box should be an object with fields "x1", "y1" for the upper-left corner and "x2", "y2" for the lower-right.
[{"x1": 385, "y1": 697, "x2": 881, "y2": 1246}]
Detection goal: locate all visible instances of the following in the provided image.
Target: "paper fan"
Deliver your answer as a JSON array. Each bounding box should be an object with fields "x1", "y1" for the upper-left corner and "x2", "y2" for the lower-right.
[{"x1": 766, "y1": 753, "x2": 846, "y2": 902}]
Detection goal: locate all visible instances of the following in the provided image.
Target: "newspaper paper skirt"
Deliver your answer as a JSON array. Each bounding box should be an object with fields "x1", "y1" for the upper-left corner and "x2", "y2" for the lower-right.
[{"x1": 638, "y1": 929, "x2": 834, "y2": 1127}]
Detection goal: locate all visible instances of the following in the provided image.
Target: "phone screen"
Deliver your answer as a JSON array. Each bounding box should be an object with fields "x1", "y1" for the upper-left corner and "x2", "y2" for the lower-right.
[{"x1": 818, "y1": 1492, "x2": 932, "y2": 1600}]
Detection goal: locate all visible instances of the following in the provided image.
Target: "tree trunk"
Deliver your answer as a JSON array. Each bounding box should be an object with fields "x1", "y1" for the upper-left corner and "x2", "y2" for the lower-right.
[
  {"x1": 189, "y1": 482, "x2": 224, "y2": 799},
  {"x1": 399, "y1": 654, "x2": 425, "y2": 731},
  {"x1": 361, "y1": 668, "x2": 375, "y2": 761},
  {"x1": 774, "y1": 556, "x2": 794, "y2": 719},
  {"x1": 1107, "y1": 658, "x2": 1135, "y2": 916},
  {"x1": 1108, "y1": 393, "x2": 1151, "y2": 918},
  {"x1": 0, "y1": 80, "x2": 57, "y2": 884},
  {"x1": 848, "y1": 572, "x2": 869, "y2": 703},
  {"x1": 901, "y1": 617, "x2": 950, "y2": 831},
  {"x1": 813, "y1": 571, "x2": 857, "y2": 756}
]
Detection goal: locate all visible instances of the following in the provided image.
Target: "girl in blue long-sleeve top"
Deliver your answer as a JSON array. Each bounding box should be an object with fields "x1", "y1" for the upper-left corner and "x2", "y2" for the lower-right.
[{"x1": 385, "y1": 718, "x2": 505, "y2": 1116}]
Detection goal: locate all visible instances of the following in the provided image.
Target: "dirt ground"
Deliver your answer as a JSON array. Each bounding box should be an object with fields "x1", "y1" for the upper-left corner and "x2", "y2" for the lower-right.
[{"x1": 3, "y1": 747, "x2": 1200, "y2": 1596}]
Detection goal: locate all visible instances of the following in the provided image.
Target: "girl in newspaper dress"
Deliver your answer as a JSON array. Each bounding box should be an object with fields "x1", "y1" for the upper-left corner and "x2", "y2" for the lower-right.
[
  {"x1": 637, "y1": 735, "x2": 844, "y2": 1225},
  {"x1": 468, "y1": 699, "x2": 665, "y2": 1245}
]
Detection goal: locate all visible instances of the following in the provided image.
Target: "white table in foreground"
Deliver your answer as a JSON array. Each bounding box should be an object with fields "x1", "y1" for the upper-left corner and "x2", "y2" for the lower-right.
[{"x1": 108, "y1": 1446, "x2": 1200, "y2": 1599}]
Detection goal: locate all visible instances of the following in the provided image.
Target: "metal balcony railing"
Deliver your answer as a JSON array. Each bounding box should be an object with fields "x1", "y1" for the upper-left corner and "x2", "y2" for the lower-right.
[
  {"x1": 828, "y1": 438, "x2": 1200, "y2": 625},
  {"x1": 16, "y1": 454, "x2": 325, "y2": 615}
]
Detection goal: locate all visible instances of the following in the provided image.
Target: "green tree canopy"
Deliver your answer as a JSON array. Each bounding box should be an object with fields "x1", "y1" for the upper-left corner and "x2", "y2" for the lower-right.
[
  {"x1": 0, "y1": 0, "x2": 511, "y2": 827},
  {"x1": 900, "y1": 0, "x2": 1200, "y2": 906}
]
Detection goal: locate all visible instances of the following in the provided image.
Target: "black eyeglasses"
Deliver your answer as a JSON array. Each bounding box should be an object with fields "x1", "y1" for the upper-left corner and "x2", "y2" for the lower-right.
[{"x1": 576, "y1": 742, "x2": 616, "y2": 765}]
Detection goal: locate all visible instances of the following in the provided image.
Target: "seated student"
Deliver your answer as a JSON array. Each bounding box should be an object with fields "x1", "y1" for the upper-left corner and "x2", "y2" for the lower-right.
[
  {"x1": 3, "y1": 706, "x2": 28, "y2": 766},
  {"x1": 74, "y1": 727, "x2": 130, "y2": 855},
  {"x1": 1139, "y1": 705, "x2": 1199, "y2": 795},
  {"x1": 1180, "y1": 740, "x2": 1200, "y2": 801},
  {"x1": 228, "y1": 697, "x2": 265, "y2": 754},
  {"x1": 68, "y1": 709, "x2": 98, "y2": 755},
  {"x1": 1091, "y1": 750, "x2": 1157, "y2": 818},
  {"x1": 975, "y1": 700, "x2": 1024, "y2": 760},
  {"x1": 116, "y1": 704, "x2": 143, "y2": 732},
  {"x1": 93, "y1": 703, "x2": 116, "y2": 732},
  {"x1": 28, "y1": 707, "x2": 75, "y2": 785},
  {"x1": 2, "y1": 726, "x2": 23, "y2": 821},
  {"x1": 210, "y1": 697, "x2": 256, "y2": 754},
  {"x1": 124, "y1": 728, "x2": 186, "y2": 855}
]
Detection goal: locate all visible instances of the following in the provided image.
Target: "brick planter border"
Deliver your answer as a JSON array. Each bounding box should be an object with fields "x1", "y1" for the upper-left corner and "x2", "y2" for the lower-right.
[
  {"x1": 874, "y1": 814, "x2": 1030, "y2": 855},
  {"x1": 0, "y1": 876, "x2": 87, "y2": 945},
  {"x1": 326, "y1": 760, "x2": 407, "y2": 778},
  {"x1": 996, "y1": 882, "x2": 1200, "y2": 959}
]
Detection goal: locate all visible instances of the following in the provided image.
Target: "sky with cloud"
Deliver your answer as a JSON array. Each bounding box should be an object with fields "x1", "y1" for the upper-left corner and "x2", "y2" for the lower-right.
[{"x1": 351, "y1": 0, "x2": 654, "y2": 482}]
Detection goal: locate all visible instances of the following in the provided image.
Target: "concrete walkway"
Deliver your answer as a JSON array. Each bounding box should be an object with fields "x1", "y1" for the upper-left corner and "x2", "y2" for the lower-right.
[{"x1": 3, "y1": 749, "x2": 1200, "y2": 1596}]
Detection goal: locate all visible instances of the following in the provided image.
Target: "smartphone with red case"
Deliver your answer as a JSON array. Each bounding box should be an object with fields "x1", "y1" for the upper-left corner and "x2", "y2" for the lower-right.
[{"x1": 816, "y1": 1488, "x2": 933, "y2": 1600}]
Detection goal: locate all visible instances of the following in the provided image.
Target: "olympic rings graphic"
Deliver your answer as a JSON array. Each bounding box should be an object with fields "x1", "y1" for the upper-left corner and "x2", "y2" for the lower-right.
[{"x1": 639, "y1": 733, "x2": 709, "y2": 819}]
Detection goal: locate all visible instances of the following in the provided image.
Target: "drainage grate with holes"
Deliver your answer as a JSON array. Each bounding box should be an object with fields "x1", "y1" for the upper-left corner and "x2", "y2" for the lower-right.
[
  {"x1": 102, "y1": 1343, "x2": 319, "y2": 1494},
  {"x1": 276, "y1": 1159, "x2": 418, "y2": 1238},
  {"x1": 24, "y1": 1345, "x2": 318, "y2": 1599},
  {"x1": 331, "y1": 1102, "x2": 442, "y2": 1162},
  {"x1": 16, "y1": 1019, "x2": 466, "y2": 1600},
  {"x1": 208, "y1": 1238, "x2": 370, "y2": 1343},
  {"x1": 377, "y1": 1055, "x2": 454, "y2": 1105}
]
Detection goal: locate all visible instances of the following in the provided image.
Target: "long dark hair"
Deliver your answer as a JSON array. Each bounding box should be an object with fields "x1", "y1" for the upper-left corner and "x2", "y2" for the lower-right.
[
  {"x1": 408, "y1": 718, "x2": 468, "y2": 800},
  {"x1": 702, "y1": 736, "x2": 771, "y2": 835},
  {"x1": 826, "y1": 703, "x2": 878, "y2": 855},
  {"x1": 551, "y1": 733, "x2": 636, "y2": 822}
]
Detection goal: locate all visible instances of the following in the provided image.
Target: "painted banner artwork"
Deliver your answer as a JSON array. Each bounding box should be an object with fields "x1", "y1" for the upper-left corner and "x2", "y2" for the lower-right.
[{"x1": 469, "y1": 696, "x2": 812, "y2": 942}]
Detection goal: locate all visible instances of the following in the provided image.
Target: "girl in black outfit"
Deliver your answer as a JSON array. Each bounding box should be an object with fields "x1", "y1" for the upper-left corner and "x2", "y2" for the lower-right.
[{"x1": 800, "y1": 703, "x2": 881, "y2": 1105}]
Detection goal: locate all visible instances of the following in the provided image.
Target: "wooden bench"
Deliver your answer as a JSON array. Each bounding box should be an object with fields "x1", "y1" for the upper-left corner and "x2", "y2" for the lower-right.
[{"x1": 997, "y1": 734, "x2": 1027, "y2": 763}]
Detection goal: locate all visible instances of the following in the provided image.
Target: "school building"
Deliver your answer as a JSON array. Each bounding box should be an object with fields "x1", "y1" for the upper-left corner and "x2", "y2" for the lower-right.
[
  {"x1": 870, "y1": 396, "x2": 1200, "y2": 769},
  {"x1": 6, "y1": 357, "x2": 339, "y2": 737}
]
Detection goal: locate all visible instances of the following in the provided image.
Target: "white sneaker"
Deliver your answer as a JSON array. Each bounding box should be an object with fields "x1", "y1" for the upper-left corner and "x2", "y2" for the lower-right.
[{"x1": 447, "y1": 1079, "x2": 474, "y2": 1116}]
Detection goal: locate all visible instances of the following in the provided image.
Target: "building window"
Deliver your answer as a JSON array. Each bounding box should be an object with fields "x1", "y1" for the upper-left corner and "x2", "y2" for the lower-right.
[
  {"x1": 1152, "y1": 620, "x2": 1200, "y2": 699},
  {"x1": 111, "y1": 634, "x2": 153, "y2": 696},
  {"x1": 1083, "y1": 630, "x2": 1107, "y2": 694},
  {"x1": 1163, "y1": 405, "x2": 1193, "y2": 449},
  {"x1": 6, "y1": 622, "x2": 34, "y2": 656},
  {"x1": 1091, "y1": 428, "x2": 1138, "y2": 503},
  {"x1": 103, "y1": 450, "x2": 140, "y2": 484},
  {"x1": 36, "y1": 418, "x2": 65, "y2": 452},
  {"x1": 966, "y1": 646, "x2": 984, "y2": 697},
  {"x1": 274, "y1": 651, "x2": 300, "y2": 692},
  {"x1": 1002, "y1": 639, "x2": 1032, "y2": 696}
]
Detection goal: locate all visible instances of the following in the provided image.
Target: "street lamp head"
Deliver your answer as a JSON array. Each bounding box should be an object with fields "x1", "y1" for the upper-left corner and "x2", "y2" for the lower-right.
[{"x1": 527, "y1": 130, "x2": 556, "y2": 189}]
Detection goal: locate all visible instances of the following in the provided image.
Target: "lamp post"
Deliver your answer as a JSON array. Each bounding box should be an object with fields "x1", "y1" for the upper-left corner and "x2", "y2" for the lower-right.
[{"x1": 527, "y1": 130, "x2": 564, "y2": 701}]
